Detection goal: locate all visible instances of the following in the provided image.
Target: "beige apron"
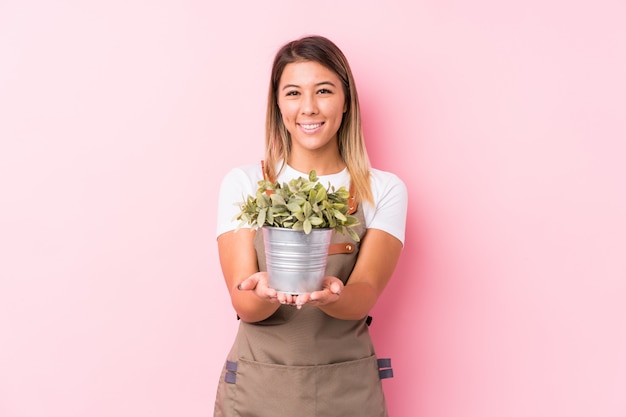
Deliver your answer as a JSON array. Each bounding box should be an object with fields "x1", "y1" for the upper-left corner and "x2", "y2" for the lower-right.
[{"x1": 214, "y1": 202, "x2": 392, "y2": 417}]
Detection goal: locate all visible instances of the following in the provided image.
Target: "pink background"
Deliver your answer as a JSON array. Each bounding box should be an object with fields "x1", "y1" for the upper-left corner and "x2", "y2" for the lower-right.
[{"x1": 1, "y1": 1, "x2": 625, "y2": 416}]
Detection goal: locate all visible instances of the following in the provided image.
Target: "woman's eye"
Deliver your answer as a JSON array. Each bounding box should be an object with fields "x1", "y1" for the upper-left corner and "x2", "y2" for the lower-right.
[
  {"x1": 317, "y1": 89, "x2": 332, "y2": 94},
  {"x1": 285, "y1": 91, "x2": 299, "y2": 96}
]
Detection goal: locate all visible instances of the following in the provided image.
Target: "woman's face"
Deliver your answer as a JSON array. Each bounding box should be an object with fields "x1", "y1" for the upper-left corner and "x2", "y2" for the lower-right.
[{"x1": 277, "y1": 60, "x2": 346, "y2": 156}]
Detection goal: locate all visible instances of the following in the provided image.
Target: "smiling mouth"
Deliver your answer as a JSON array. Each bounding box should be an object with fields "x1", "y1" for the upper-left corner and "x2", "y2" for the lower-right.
[{"x1": 299, "y1": 122, "x2": 324, "y2": 131}]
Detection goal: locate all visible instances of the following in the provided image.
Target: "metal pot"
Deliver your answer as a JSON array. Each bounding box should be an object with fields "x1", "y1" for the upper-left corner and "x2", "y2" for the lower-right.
[{"x1": 262, "y1": 226, "x2": 332, "y2": 294}]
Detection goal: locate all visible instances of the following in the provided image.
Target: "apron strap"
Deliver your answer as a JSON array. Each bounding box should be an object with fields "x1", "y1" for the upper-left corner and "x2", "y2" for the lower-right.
[
  {"x1": 347, "y1": 183, "x2": 357, "y2": 215},
  {"x1": 261, "y1": 159, "x2": 274, "y2": 183},
  {"x1": 224, "y1": 360, "x2": 238, "y2": 384},
  {"x1": 377, "y1": 358, "x2": 394, "y2": 380},
  {"x1": 328, "y1": 242, "x2": 355, "y2": 255}
]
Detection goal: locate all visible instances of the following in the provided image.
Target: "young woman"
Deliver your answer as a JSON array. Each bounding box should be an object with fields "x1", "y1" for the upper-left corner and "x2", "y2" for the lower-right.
[{"x1": 214, "y1": 35, "x2": 407, "y2": 417}]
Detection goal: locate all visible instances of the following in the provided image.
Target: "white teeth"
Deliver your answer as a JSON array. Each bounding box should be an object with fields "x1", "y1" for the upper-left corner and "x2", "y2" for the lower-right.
[{"x1": 301, "y1": 123, "x2": 322, "y2": 130}]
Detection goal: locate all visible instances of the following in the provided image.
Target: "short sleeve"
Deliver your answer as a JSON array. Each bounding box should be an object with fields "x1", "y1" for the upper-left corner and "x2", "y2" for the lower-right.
[
  {"x1": 365, "y1": 170, "x2": 408, "y2": 245},
  {"x1": 216, "y1": 164, "x2": 263, "y2": 238}
]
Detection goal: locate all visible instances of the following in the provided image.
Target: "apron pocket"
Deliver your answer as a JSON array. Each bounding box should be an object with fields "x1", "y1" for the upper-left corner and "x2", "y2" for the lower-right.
[
  {"x1": 229, "y1": 355, "x2": 387, "y2": 417},
  {"x1": 314, "y1": 355, "x2": 387, "y2": 417}
]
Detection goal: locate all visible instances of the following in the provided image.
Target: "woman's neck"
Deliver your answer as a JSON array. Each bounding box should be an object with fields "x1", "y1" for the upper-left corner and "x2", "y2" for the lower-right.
[{"x1": 286, "y1": 154, "x2": 346, "y2": 176}]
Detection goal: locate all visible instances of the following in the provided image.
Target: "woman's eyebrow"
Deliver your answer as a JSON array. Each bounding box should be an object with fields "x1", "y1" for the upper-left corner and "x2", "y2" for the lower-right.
[{"x1": 281, "y1": 81, "x2": 337, "y2": 90}]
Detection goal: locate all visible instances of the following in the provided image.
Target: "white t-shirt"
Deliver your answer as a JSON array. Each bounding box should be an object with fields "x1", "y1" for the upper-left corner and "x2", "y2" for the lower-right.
[{"x1": 216, "y1": 162, "x2": 408, "y2": 245}]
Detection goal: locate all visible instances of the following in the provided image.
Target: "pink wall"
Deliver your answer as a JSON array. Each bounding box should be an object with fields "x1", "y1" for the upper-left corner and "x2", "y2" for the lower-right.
[{"x1": 1, "y1": 1, "x2": 625, "y2": 416}]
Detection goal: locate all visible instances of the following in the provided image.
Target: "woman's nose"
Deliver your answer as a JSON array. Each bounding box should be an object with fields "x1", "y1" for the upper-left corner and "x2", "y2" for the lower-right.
[{"x1": 300, "y1": 93, "x2": 319, "y2": 115}]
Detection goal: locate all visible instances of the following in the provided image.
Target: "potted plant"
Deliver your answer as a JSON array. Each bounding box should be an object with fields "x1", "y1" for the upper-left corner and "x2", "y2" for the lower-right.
[{"x1": 236, "y1": 170, "x2": 359, "y2": 293}]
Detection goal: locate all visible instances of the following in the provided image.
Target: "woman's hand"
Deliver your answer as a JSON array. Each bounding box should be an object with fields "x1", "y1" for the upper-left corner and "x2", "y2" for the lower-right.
[
  {"x1": 237, "y1": 272, "x2": 279, "y2": 303},
  {"x1": 236, "y1": 271, "x2": 343, "y2": 310},
  {"x1": 283, "y1": 276, "x2": 344, "y2": 309}
]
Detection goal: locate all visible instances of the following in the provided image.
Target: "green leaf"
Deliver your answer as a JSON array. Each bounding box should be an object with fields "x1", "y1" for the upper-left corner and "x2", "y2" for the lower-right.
[
  {"x1": 309, "y1": 216, "x2": 323, "y2": 226},
  {"x1": 256, "y1": 194, "x2": 269, "y2": 208},
  {"x1": 292, "y1": 195, "x2": 306, "y2": 206},
  {"x1": 270, "y1": 193, "x2": 286, "y2": 206},
  {"x1": 333, "y1": 210, "x2": 347, "y2": 222},
  {"x1": 303, "y1": 219, "x2": 312, "y2": 234},
  {"x1": 257, "y1": 208, "x2": 266, "y2": 227},
  {"x1": 348, "y1": 228, "x2": 361, "y2": 242},
  {"x1": 327, "y1": 215, "x2": 337, "y2": 228},
  {"x1": 287, "y1": 202, "x2": 302, "y2": 213},
  {"x1": 304, "y1": 201, "x2": 312, "y2": 217},
  {"x1": 300, "y1": 182, "x2": 314, "y2": 193},
  {"x1": 316, "y1": 187, "x2": 327, "y2": 202}
]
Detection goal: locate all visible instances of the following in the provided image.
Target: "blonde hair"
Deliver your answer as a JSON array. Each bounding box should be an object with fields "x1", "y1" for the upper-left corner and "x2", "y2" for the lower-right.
[{"x1": 264, "y1": 35, "x2": 373, "y2": 205}]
